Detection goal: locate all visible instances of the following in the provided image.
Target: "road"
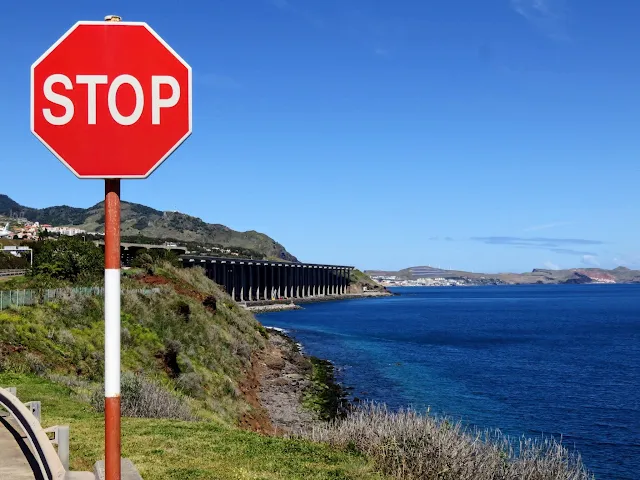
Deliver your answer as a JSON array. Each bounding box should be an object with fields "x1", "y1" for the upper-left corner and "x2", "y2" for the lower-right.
[{"x1": 0, "y1": 414, "x2": 38, "y2": 479}]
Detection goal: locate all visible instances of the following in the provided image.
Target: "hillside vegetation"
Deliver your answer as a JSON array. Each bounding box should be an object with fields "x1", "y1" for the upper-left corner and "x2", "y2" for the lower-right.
[
  {"x1": 0, "y1": 263, "x2": 267, "y2": 424},
  {"x1": 0, "y1": 194, "x2": 296, "y2": 261}
]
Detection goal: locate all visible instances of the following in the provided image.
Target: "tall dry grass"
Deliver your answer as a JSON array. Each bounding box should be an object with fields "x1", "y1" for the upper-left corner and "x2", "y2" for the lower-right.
[
  {"x1": 308, "y1": 403, "x2": 594, "y2": 480},
  {"x1": 91, "y1": 372, "x2": 194, "y2": 421}
]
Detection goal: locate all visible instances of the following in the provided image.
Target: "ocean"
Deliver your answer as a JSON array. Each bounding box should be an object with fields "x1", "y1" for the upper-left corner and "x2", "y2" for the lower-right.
[{"x1": 260, "y1": 285, "x2": 640, "y2": 480}]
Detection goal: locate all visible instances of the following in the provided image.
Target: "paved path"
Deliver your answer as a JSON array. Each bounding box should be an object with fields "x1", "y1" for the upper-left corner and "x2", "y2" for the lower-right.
[{"x1": 0, "y1": 413, "x2": 38, "y2": 480}]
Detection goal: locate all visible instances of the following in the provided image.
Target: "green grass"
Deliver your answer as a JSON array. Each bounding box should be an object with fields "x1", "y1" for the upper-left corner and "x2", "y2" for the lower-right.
[{"x1": 0, "y1": 373, "x2": 385, "y2": 480}]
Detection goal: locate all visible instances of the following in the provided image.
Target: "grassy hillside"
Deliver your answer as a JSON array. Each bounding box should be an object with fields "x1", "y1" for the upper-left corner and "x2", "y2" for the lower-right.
[
  {"x1": 0, "y1": 194, "x2": 297, "y2": 261},
  {"x1": 0, "y1": 264, "x2": 266, "y2": 424},
  {"x1": 349, "y1": 269, "x2": 387, "y2": 293}
]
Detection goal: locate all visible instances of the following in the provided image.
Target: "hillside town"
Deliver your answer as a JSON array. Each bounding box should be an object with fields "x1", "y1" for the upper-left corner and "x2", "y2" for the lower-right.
[
  {"x1": 371, "y1": 275, "x2": 470, "y2": 287},
  {"x1": 0, "y1": 220, "x2": 100, "y2": 240}
]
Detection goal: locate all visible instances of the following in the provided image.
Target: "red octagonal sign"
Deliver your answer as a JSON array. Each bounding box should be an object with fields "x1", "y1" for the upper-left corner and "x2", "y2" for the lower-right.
[{"x1": 31, "y1": 21, "x2": 192, "y2": 179}]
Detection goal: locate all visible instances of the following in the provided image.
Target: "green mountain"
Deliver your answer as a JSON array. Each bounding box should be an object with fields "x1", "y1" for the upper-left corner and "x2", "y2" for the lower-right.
[{"x1": 0, "y1": 194, "x2": 297, "y2": 261}]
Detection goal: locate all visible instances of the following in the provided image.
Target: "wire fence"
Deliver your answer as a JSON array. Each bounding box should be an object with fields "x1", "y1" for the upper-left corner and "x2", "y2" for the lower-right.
[{"x1": 0, "y1": 287, "x2": 161, "y2": 311}]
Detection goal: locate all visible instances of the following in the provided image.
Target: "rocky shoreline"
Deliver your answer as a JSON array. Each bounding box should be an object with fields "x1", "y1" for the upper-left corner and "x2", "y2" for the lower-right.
[
  {"x1": 244, "y1": 290, "x2": 392, "y2": 434},
  {"x1": 248, "y1": 327, "x2": 349, "y2": 435}
]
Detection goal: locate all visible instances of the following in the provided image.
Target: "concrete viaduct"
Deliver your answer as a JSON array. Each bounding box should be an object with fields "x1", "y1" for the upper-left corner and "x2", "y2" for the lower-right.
[
  {"x1": 182, "y1": 256, "x2": 354, "y2": 302},
  {"x1": 94, "y1": 241, "x2": 187, "y2": 266}
]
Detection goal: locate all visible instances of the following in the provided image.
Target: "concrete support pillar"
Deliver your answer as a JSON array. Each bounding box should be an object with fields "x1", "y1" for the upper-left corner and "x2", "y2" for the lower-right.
[
  {"x1": 271, "y1": 265, "x2": 275, "y2": 300},
  {"x1": 240, "y1": 263, "x2": 245, "y2": 301},
  {"x1": 292, "y1": 266, "x2": 296, "y2": 298},
  {"x1": 324, "y1": 267, "x2": 329, "y2": 295},
  {"x1": 264, "y1": 264, "x2": 268, "y2": 300},
  {"x1": 285, "y1": 266, "x2": 290, "y2": 298},
  {"x1": 333, "y1": 268, "x2": 337, "y2": 295},
  {"x1": 343, "y1": 268, "x2": 347, "y2": 294},
  {"x1": 246, "y1": 264, "x2": 251, "y2": 301},
  {"x1": 299, "y1": 266, "x2": 303, "y2": 298},
  {"x1": 304, "y1": 266, "x2": 308, "y2": 297},
  {"x1": 312, "y1": 267, "x2": 316, "y2": 296},
  {"x1": 231, "y1": 263, "x2": 235, "y2": 300}
]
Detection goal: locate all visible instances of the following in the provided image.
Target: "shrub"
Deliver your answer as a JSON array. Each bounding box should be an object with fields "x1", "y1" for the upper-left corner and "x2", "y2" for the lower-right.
[
  {"x1": 176, "y1": 371, "x2": 206, "y2": 399},
  {"x1": 91, "y1": 372, "x2": 194, "y2": 421},
  {"x1": 32, "y1": 236, "x2": 104, "y2": 282},
  {"x1": 308, "y1": 403, "x2": 594, "y2": 480}
]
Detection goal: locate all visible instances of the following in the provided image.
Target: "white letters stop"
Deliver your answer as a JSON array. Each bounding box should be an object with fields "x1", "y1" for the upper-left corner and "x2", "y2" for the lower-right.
[{"x1": 42, "y1": 74, "x2": 180, "y2": 126}]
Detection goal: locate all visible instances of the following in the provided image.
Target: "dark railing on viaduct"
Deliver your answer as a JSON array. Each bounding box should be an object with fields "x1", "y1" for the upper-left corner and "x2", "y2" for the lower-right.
[{"x1": 181, "y1": 256, "x2": 354, "y2": 303}]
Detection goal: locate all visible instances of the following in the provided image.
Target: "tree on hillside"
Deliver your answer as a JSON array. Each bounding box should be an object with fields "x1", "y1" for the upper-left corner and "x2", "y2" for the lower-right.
[
  {"x1": 0, "y1": 251, "x2": 28, "y2": 269},
  {"x1": 32, "y1": 236, "x2": 104, "y2": 282}
]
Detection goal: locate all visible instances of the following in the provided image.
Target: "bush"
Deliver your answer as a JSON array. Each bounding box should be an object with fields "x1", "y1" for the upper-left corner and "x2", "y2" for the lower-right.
[
  {"x1": 91, "y1": 372, "x2": 194, "y2": 421},
  {"x1": 308, "y1": 403, "x2": 594, "y2": 480},
  {"x1": 32, "y1": 237, "x2": 104, "y2": 282}
]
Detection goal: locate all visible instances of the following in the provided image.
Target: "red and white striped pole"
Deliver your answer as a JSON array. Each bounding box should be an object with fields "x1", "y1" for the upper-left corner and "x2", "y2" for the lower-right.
[
  {"x1": 104, "y1": 178, "x2": 121, "y2": 480},
  {"x1": 103, "y1": 16, "x2": 122, "y2": 480}
]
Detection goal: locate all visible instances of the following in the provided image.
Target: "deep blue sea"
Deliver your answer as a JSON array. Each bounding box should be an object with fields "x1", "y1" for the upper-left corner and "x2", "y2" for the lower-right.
[{"x1": 260, "y1": 285, "x2": 640, "y2": 480}]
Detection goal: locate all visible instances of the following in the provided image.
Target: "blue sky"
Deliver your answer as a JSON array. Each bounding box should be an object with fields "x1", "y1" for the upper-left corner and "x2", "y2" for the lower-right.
[{"x1": 2, "y1": 0, "x2": 640, "y2": 272}]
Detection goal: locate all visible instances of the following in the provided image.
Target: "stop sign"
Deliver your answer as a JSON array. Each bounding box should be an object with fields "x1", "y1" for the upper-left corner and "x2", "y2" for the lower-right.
[{"x1": 31, "y1": 21, "x2": 192, "y2": 179}]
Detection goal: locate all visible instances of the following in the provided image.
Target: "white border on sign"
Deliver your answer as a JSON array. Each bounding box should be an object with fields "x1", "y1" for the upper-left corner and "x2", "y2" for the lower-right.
[{"x1": 30, "y1": 21, "x2": 193, "y2": 180}]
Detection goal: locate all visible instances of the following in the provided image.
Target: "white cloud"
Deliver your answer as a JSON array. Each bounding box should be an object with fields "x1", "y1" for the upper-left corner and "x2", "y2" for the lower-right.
[
  {"x1": 524, "y1": 221, "x2": 572, "y2": 232},
  {"x1": 374, "y1": 48, "x2": 390, "y2": 56},
  {"x1": 581, "y1": 255, "x2": 600, "y2": 267},
  {"x1": 510, "y1": 0, "x2": 568, "y2": 39},
  {"x1": 544, "y1": 261, "x2": 560, "y2": 270},
  {"x1": 613, "y1": 255, "x2": 640, "y2": 268}
]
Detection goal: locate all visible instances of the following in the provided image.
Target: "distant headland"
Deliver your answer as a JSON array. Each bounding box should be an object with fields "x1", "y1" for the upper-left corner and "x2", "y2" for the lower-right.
[{"x1": 366, "y1": 265, "x2": 640, "y2": 287}]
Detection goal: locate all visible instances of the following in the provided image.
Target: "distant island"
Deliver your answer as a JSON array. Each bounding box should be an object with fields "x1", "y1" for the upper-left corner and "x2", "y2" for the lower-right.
[{"x1": 366, "y1": 265, "x2": 640, "y2": 286}]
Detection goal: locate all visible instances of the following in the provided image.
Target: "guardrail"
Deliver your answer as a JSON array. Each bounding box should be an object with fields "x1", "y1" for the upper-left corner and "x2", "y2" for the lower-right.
[
  {"x1": 0, "y1": 386, "x2": 99, "y2": 479},
  {"x1": 0, "y1": 269, "x2": 27, "y2": 278}
]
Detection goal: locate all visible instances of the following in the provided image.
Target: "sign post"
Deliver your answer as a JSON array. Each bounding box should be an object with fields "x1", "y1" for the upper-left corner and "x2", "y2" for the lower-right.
[
  {"x1": 31, "y1": 15, "x2": 192, "y2": 480},
  {"x1": 104, "y1": 178, "x2": 121, "y2": 480}
]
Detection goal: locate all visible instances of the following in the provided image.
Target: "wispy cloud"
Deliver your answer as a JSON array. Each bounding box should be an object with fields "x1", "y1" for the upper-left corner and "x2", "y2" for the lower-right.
[
  {"x1": 550, "y1": 248, "x2": 597, "y2": 256},
  {"x1": 427, "y1": 236, "x2": 455, "y2": 242},
  {"x1": 544, "y1": 260, "x2": 560, "y2": 270},
  {"x1": 472, "y1": 236, "x2": 604, "y2": 256},
  {"x1": 510, "y1": 0, "x2": 569, "y2": 40},
  {"x1": 374, "y1": 47, "x2": 390, "y2": 57},
  {"x1": 613, "y1": 254, "x2": 640, "y2": 268},
  {"x1": 197, "y1": 74, "x2": 241, "y2": 89},
  {"x1": 269, "y1": 0, "x2": 289, "y2": 9},
  {"x1": 581, "y1": 255, "x2": 600, "y2": 267},
  {"x1": 524, "y1": 221, "x2": 572, "y2": 232},
  {"x1": 472, "y1": 237, "x2": 604, "y2": 247}
]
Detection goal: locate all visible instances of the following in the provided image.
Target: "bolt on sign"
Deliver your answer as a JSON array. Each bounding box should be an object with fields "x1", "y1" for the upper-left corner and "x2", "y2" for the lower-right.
[{"x1": 30, "y1": 18, "x2": 192, "y2": 480}]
